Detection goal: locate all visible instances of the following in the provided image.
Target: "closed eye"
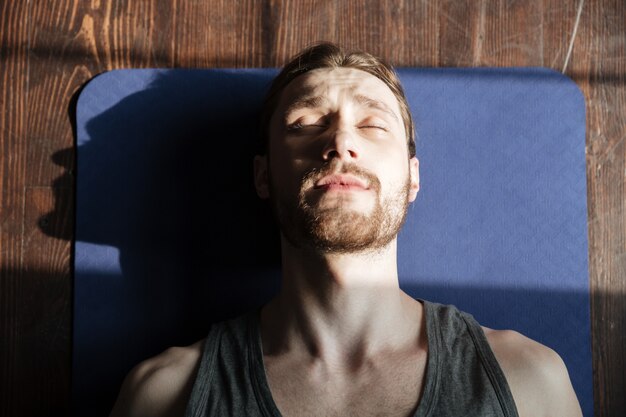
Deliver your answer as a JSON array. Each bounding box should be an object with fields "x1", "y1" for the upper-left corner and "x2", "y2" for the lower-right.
[
  {"x1": 286, "y1": 115, "x2": 329, "y2": 132},
  {"x1": 357, "y1": 116, "x2": 390, "y2": 132},
  {"x1": 359, "y1": 124, "x2": 388, "y2": 131},
  {"x1": 287, "y1": 122, "x2": 328, "y2": 131}
]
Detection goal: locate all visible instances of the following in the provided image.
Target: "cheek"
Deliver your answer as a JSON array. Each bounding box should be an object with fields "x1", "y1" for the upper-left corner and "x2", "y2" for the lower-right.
[
  {"x1": 364, "y1": 130, "x2": 408, "y2": 159},
  {"x1": 373, "y1": 158, "x2": 410, "y2": 192},
  {"x1": 269, "y1": 135, "x2": 321, "y2": 173},
  {"x1": 268, "y1": 147, "x2": 310, "y2": 192}
]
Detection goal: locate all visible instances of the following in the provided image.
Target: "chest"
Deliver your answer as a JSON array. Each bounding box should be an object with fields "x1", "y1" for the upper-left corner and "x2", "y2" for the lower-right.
[{"x1": 264, "y1": 352, "x2": 428, "y2": 417}]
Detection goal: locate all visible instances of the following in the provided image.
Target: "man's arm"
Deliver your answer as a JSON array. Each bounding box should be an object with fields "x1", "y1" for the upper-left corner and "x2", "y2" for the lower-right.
[
  {"x1": 109, "y1": 340, "x2": 203, "y2": 417},
  {"x1": 485, "y1": 328, "x2": 583, "y2": 417}
]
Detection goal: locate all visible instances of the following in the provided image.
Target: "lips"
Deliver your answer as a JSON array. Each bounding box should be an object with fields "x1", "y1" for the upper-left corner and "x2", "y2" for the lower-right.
[{"x1": 314, "y1": 174, "x2": 369, "y2": 190}]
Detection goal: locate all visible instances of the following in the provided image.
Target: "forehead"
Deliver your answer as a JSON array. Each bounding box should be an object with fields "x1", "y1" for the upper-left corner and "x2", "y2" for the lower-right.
[{"x1": 277, "y1": 67, "x2": 401, "y2": 113}]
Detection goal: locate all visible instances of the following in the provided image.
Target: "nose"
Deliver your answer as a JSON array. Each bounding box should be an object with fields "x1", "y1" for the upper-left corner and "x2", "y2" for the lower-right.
[{"x1": 321, "y1": 128, "x2": 359, "y2": 161}]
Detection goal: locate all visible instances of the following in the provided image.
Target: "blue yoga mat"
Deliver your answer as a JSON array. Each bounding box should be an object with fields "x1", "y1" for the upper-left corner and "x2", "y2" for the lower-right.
[{"x1": 74, "y1": 68, "x2": 592, "y2": 416}]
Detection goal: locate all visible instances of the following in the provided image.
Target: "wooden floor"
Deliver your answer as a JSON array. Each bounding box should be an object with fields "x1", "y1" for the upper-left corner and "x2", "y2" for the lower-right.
[{"x1": 1, "y1": 1, "x2": 624, "y2": 416}]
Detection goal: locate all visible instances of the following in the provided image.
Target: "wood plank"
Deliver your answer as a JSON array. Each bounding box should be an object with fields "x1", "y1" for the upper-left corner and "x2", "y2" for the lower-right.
[
  {"x1": 173, "y1": 0, "x2": 264, "y2": 67},
  {"x1": 263, "y1": 0, "x2": 439, "y2": 67},
  {"x1": 337, "y1": 0, "x2": 440, "y2": 66},
  {"x1": 16, "y1": 187, "x2": 73, "y2": 416},
  {"x1": 437, "y1": 0, "x2": 546, "y2": 67},
  {"x1": 16, "y1": 2, "x2": 98, "y2": 415},
  {"x1": 571, "y1": 0, "x2": 626, "y2": 415},
  {"x1": 542, "y1": 0, "x2": 588, "y2": 72},
  {"x1": 259, "y1": 0, "x2": 338, "y2": 66},
  {"x1": 0, "y1": 0, "x2": 30, "y2": 415}
]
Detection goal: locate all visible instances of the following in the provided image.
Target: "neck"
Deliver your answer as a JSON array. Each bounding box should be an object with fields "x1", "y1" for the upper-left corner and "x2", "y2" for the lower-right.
[{"x1": 260, "y1": 235, "x2": 423, "y2": 369}]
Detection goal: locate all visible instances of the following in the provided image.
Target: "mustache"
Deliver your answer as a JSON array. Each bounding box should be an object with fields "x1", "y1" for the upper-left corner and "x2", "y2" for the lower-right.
[{"x1": 302, "y1": 160, "x2": 381, "y2": 192}]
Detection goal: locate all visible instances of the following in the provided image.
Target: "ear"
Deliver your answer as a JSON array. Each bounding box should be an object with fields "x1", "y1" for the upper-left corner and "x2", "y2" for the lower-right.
[
  {"x1": 408, "y1": 157, "x2": 420, "y2": 202},
  {"x1": 254, "y1": 155, "x2": 270, "y2": 199}
]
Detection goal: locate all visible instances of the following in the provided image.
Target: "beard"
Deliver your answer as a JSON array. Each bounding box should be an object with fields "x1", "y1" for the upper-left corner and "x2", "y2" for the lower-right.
[{"x1": 269, "y1": 160, "x2": 411, "y2": 254}]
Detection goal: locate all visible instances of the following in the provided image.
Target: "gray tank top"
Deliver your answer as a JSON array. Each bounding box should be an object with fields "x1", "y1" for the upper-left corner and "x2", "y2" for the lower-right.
[{"x1": 185, "y1": 300, "x2": 519, "y2": 417}]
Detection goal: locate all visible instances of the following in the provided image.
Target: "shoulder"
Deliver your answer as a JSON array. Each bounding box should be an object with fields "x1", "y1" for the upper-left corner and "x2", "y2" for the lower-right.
[
  {"x1": 483, "y1": 327, "x2": 582, "y2": 417},
  {"x1": 109, "y1": 339, "x2": 205, "y2": 417}
]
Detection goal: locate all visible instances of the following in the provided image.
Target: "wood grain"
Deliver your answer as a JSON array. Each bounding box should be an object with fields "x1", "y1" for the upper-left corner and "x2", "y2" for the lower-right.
[
  {"x1": 15, "y1": 187, "x2": 73, "y2": 416},
  {"x1": 0, "y1": 1, "x2": 29, "y2": 416},
  {"x1": 1, "y1": 1, "x2": 624, "y2": 416},
  {"x1": 577, "y1": 1, "x2": 626, "y2": 415}
]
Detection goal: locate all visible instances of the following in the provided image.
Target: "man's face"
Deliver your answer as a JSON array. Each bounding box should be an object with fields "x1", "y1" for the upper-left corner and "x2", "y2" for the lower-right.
[{"x1": 255, "y1": 67, "x2": 419, "y2": 253}]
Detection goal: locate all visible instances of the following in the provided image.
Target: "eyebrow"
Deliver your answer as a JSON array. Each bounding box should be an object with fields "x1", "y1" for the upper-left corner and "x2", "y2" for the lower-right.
[
  {"x1": 283, "y1": 96, "x2": 328, "y2": 119},
  {"x1": 283, "y1": 93, "x2": 400, "y2": 123},
  {"x1": 353, "y1": 94, "x2": 399, "y2": 122}
]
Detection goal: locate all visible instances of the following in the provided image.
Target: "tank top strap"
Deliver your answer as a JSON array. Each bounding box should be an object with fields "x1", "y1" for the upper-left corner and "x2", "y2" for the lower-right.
[
  {"x1": 460, "y1": 311, "x2": 519, "y2": 417},
  {"x1": 422, "y1": 300, "x2": 519, "y2": 417},
  {"x1": 185, "y1": 312, "x2": 276, "y2": 417},
  {"x1": 184, "y1": 324, "x2": 222, "y2": 417},
  {"x1": 411, "y1": 300, "x2": 442, "y2": 417}
]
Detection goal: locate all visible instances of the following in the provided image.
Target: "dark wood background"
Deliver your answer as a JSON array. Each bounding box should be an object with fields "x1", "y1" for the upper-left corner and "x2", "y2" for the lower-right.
[{"x1": 1, "y1": 0, "x2": 624, "y2": 416}]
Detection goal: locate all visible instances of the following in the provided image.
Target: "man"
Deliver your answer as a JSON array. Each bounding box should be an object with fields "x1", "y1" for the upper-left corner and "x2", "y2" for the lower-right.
[{"x1": 110, "y1": 43, "x2": 582, "y2": 417}]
